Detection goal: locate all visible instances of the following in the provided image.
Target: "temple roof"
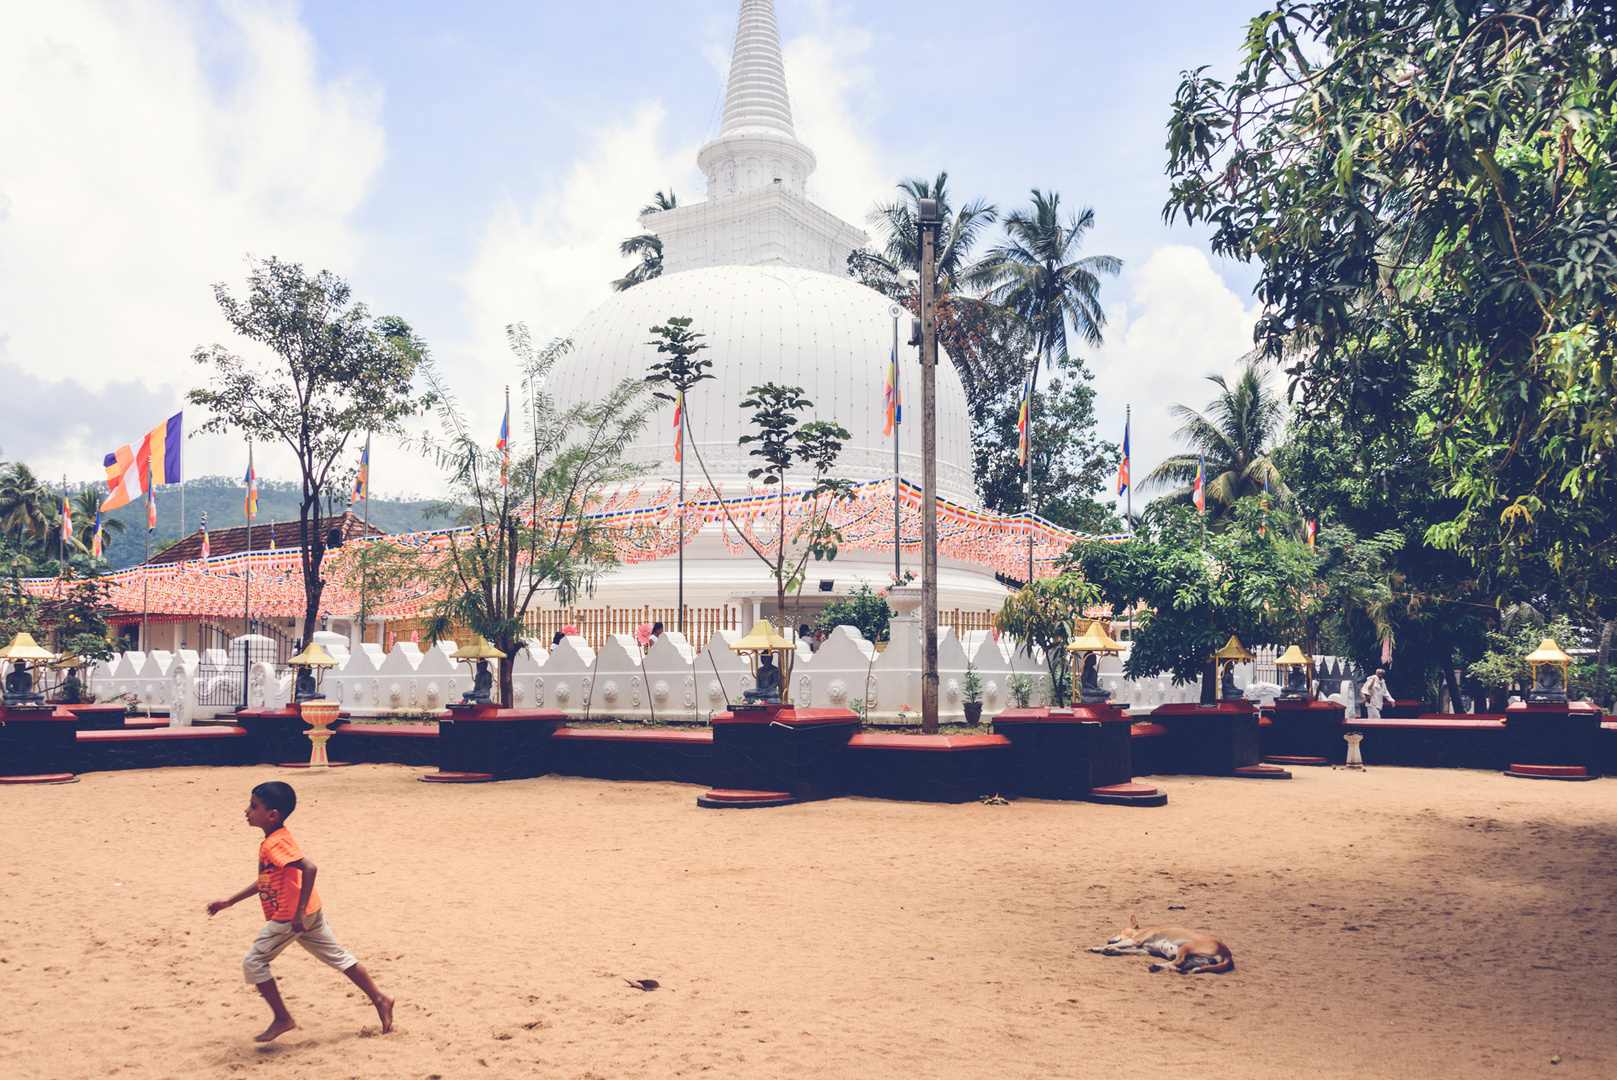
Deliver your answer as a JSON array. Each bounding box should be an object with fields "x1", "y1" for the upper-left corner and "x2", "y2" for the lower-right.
[{"x1": 144, "y1": 510, "x2": 385, "y2": 566}]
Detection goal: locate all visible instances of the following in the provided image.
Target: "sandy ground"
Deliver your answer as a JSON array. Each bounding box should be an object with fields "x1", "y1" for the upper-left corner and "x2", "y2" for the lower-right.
[{"x1": 2, "y1": 763, "x2": 1615, "y2": 1080}]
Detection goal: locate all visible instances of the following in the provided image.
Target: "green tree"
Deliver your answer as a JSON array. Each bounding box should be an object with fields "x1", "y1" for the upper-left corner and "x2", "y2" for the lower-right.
[
  {"x1": 687, "y1": 382, "x2": 855, "y2": 636},
  {"x1": 1469, "y1": 614, "x2": 1592, "y2": 708},
  {"x1": 0, "y1": 462, "x2": 60, "y2": 555},
  {"x1": 612, "y1": 190, "x2": 677, "y2": 292},
  {"x1": 974, "y1": 353, "x2": 1121, "y2": 534},
  {"x1": 187, "y1": 257, "x2": 435, "y2": 646},
  {"x1": 1140, "y1": 359, "x2": 1285, "y2": 523},
  {"x1": 993, "y1": 573, "x2": 1101, "y2": 706},
  {"x1": 71, "y1": 486, "x2": 126, "y2": 557},
  {"x1": 812, "y1": 582, "x2": 895, "y2": 645},
  {"x1": 1164, "y1": 0, "x2": 1617, "y2": 639},
  {"x1": 411, "y1": 328, "x2": 656, "y2": 705}
]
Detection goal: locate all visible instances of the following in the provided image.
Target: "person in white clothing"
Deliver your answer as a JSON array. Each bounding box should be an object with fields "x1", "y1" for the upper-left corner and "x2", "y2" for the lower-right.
[{"x1": 1361, "y1": 668, "x2": 1388, "y2": 718}]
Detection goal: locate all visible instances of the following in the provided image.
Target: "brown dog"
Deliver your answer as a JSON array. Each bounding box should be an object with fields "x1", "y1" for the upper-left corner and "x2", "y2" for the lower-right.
[{"x1": 1089, "y1": 914, "x2": 1234, "y2": 974}]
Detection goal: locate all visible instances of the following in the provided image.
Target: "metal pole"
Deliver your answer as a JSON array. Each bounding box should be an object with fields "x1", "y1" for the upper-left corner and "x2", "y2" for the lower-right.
[
  {"x1": 918, "y1": 198, "x2": 940, "y2": 735},
  {"x1": 243, "y1": 442, "x2": 252, "y2": 709},
  {"x1": 1027, "y1": 354, "x2": 1036, "y2": 583},
  {"x1": 678, "y1": 396, "x2": 685, "y2": 634},
  {"x1": 1125, "y1": 404, "x2": 1132, "y2": 535},
  {"x1": 141, "y1": 491, "x2": 150, "y2": 652},
  {"x1": 891, "y1": 306, "x2": 901, "y2": 580},
  {"x1": 60, "y1": 473, "x2": 67, "y2": 567}
]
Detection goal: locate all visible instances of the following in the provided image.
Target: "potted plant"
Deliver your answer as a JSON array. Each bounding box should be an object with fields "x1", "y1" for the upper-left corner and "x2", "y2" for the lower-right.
[{"x1": 962, "y1": 663, "x2": 984, "y2": 724}]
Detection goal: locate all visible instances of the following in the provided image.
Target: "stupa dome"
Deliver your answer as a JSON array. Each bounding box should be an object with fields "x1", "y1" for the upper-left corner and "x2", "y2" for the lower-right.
[{"x1": 547, "y1": 264, "x2": 977, "y2": 502}]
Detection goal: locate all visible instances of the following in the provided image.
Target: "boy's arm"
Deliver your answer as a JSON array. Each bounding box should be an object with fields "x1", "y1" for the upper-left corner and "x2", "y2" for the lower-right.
[
  {"x1": 206, "y1": 881, "x2": 260, "y2": 916},
  {"x1": 285, "y1": 857, "x2": 318, "y2": 932}
]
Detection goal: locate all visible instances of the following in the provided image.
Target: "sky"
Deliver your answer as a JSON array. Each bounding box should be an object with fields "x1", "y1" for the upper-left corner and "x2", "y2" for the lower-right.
[{"x1": 0, "y1": 0, "x2": 1271, "y2": 520}]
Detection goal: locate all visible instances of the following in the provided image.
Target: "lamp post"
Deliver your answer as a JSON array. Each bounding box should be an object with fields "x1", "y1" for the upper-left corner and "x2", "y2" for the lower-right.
[{"x1": 917, "y1": 198, "x2": 941, "y2": 735}]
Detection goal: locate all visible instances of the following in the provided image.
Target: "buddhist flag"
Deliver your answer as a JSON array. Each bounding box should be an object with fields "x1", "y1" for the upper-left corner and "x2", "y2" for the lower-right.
[
  {"x1": 269, "y1": 523, "x2": 276, "y2": 551},
  {"x1": 243, "y1": 446, "x2": 258, "y2": 521},
  {"x1": 1193, "y1": 454, "x2": 1205, "y2": 513},
  {"x1": 350, "y1": 434, "x2": 370, "y2": 506},
  {"x1": 1306, "y1": 520, "x2": 1317, "y2": 547},
  {"x1": 672, "y1": 390, "x2": 684, "y2": 464},
  {"x1": 91, "y1": 512, "x2": 103, "y2": 558},
  {"x1": 60, "y1": 493, "x2": 71, "y2": 542},
  {"x1": 497, "y1": 392, "x2": 510, "y2": 486},
  {"x1": 1017, "y1": 371, "x2": 1033, "y2": 465},
  {"x1": 137, "y1": 412, "x2": 183, "y2": 490},
  {"x1": 200, "y1": 526, "x2": 210, "y2": 561},
  {"x1": 147, "y1": 488, "x2": 157, "y2": 533},
  {"x1": 883, "y1": 348, "x2": 901, "y2": 437},
  {"x1": 101, "y1": 445, "x2": 140, "y2": 511},
  {"x1": 1116, "y1": 416, "x2": 1130, "y2": 495}
]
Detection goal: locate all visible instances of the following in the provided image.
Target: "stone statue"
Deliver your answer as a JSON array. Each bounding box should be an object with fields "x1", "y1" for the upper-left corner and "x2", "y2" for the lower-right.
[
  {"x1": 3, "y1": 661, "x2": 44, "y2": 706},
  {"x1": 1078, "y1": 654, "x2": 1110, "y2": 704},
  {"x1": 462, "y1": 660, "x2": 494, "y2": 705},
  {"x1": 1220, "y1": 662, "x2": 1238, "y2": 701},
  {"x1": 1528, "y1": 662, "x2": 1567, "y2": 704},
  {"x1": 1278, "y1": 664, "x2": 1311, "y2": 701},
  {"x1": 742, "y1": 653, "x2": 783, "y2": 705},
  {"x1": 293, "y1": 666, "x2": 320, "y2": 703},
  {"x1": 57, "y1": 669, "x2": 84, "y2": 705}
]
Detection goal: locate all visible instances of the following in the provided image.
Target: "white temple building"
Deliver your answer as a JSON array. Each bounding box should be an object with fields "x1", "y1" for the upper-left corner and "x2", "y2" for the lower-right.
[{"x1": 544, "y1": 0, "x2": 1009, "y2": 624}]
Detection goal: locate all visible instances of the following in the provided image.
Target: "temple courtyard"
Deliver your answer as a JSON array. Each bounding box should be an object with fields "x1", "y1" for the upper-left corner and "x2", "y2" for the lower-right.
[{"x1": 2, "y1": 765, "x2": 1613, "y2": 1079}]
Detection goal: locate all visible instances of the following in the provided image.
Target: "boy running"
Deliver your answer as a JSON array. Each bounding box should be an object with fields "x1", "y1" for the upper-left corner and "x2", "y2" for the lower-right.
[{"x1": 206, "y1": 780, "x2": 394, "y2": 1042}]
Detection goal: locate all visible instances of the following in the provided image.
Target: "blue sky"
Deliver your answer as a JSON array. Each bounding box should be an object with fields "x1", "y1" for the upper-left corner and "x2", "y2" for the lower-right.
[{"x1": 1, "y1": 0, "x2": 1269, "y2": 514}]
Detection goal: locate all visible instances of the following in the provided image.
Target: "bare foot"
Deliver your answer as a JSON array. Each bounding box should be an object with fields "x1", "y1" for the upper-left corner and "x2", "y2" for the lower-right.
[
  {"x1": 254, "y1": 1016, "x2": 297, "y2": 1043},
  {"x1": 374, "y1": 994, "x2": 395, "y2": 1034}
]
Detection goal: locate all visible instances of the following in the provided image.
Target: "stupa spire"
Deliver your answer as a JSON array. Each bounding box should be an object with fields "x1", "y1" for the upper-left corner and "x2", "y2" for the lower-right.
[{"x1": 718, "y1": 0, "x2": 796, "y2": 138}]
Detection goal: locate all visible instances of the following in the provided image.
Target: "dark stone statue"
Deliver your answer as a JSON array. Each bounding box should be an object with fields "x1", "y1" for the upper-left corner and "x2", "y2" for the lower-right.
[
  {"x1": 1078, "y1": 654, "x2": 1111, "y2": 704},
  {"x1": 3, "y1": 661, "x2": 44, "y2": 706},
  {"x1": 57, "y1": 670, "x2": 84, "y2": 705},
  {"x1": 1220, "y1": 662, "x2": 1238, "y2": 701},
  {"x1": 1527, "y1": 662, "x2": 1567, "y2": 704},
  {"x1": 742, "y1": 653, "x2": 783, "y2": 705},
  {"x1": 1278, "y1": 664, "x2": 1311, "y2": 701},
  {"x1": 293, "y1": 666, "x2": 320, "y2": 703},
  {"x1": 462, "y1": 660, "x2": 494, "y2": 705}
]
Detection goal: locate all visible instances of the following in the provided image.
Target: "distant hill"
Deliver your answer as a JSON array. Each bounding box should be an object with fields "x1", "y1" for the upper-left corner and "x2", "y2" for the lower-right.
[{"x1": 93, "y1": 475, "x2": 442, "y2": 569}]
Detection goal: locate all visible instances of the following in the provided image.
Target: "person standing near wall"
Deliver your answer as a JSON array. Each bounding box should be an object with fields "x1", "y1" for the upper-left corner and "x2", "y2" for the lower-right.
[{"x1": 1361, "y1": 668, "x2": 1388, "y2": 719}]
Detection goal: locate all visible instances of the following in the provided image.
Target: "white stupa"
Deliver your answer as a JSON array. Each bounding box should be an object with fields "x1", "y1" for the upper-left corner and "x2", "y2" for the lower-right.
[{"x1": 544, "y1": 0, "x2": 1008, "y2": 622}]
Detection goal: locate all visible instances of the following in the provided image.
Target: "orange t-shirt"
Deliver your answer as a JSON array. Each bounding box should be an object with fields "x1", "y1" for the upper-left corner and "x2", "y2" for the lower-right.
[{"x1": 257, "y1": 827, "x2": 322, "y2": 922}]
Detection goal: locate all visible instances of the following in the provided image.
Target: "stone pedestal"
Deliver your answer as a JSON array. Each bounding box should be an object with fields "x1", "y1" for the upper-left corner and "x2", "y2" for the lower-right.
[
  {"x1": 1264, "y1": 700, "x2": 1346, "y2": 765},
  {"x1": 427, "y1": 705, "x2": 566, "y2": 782},
  {"x1": 701, "y1": 705, "x2": 859, "y2": 806},
  {"x1": 994, "y1": 705, "x2": 1165, "y2": 806},
  {"x1": 238, "y1": 704, "x2": 331, "y2": 765},
  {"x1": 1150, "y1": 700, "x2": 1287, "y2": 778},
  {"x1": 0, "y1": 703, "x2": 81, "y2": 782},
  {"x1": 1504, "y1": 702, "x2": 1603, "y2": 780}
]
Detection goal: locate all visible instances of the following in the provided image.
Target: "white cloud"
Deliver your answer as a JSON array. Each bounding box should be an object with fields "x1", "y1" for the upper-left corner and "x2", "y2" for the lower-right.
[
  {"x1": 0, "y1": 0, "x2": 384, "y2": 487},
  {"x1": 1089, "y1": 245, "x2": 1264, "y2": 504}
]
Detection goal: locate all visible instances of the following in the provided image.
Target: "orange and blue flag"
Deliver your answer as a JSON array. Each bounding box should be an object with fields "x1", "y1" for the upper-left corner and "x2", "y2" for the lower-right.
[
  {"x1": 1017, "y1": 371, "x2": 1033, "y2": 465},
  {"x1": 1306, "y1": 520, "x2": 1317, "y2": 547},
  {"x1": 1116, "y1": 416, "x2": 1130, "y2": 495},
  {"x1": 137, "y1": 412, "x2": 183, "y2": 490},
  {"x1": 147, "y1": 487, "x2": 157, "y2": 533},
  {"x1": 883, "y1": 348, "x2": 901, "y2": 437},
  {"x1": 60, "y1": 493, "x2": 71, "y2": 543},
  {"x1": 243, "y1": 446, "x2": 258, "y2": 521},
  {"x1": 350, "y1": 434, "x2": 370, "y2": 506},
  {"x1": 1193, "y1": 454, "x2": 1205, "y2": 513},
  {"x1": 101, "y1": 445, "x2": 140, "y2": 511},
  {"x1": 672, "y1": 391, "x2": 684, "y2": 464},
  {"x1": 497, "y1": 395, "x2": 510, "y2": 486},
  {"x1": 91, "y1": 512, "x2": 103, "y2": 558}
]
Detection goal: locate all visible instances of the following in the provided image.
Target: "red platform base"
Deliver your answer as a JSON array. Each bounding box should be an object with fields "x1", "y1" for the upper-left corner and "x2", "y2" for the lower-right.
[
  {"x1": 420, "y1": 771, "x2": 495, "y2": 783},
  {"x1": 275, "y1": 761, "x2": 354, "y2": 769},
  {"x1": 0, "y1": 773, "x2": 79, "y2": 785},
  {"x1": 1264, "y1": 755, "x2": 1329, "y2": 766},
  {"x1": 697, "y1": 788, "x2": 795, "y2": 809},
  {"x1": 1506, "y1": 764, "x2": 1595, "y2": 781},
  {"x1": 1235, "y1": 764, "x2": 1292, "y2": 779},
  {"x1": 1085, "y1": 782, "x2": 1167, "y2": 807}
]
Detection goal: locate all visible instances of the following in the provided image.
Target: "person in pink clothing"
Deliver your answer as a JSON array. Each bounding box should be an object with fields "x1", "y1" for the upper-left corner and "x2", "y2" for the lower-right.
[{"x1": 206, "y1": 781, "x2": 395, "y2": 1042}]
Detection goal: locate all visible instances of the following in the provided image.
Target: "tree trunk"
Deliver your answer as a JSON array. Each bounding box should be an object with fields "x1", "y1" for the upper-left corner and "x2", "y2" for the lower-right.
[
  {"x1": 1441, "y1": 662, "x2": 1464, "y2": 714},
  {"x1": 499, "y1": 654, "x2": 513, "y2": 710},
  {"x1": 299, "y1": 497, "x2": 326, "y2": 647},
  {"x1": 1199, "y1": 657, "x2": 1218, "y2": 705}
]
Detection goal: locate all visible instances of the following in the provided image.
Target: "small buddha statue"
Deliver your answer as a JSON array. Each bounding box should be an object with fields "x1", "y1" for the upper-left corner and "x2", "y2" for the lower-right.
[
  {"x1": 462, "y1": 659, "x2": 494, "y2": 705},
  {"x1": 1278, "y1": 664, "x2": 1311, "y2": 701},
  {"x1": 1527, "y1": 662, "x2": 1567, "y2": 703},
  {"x1": 3, "y1": 661, "x2": 44, "y2": 706},
  {"x1": 1220, "y1": 662, "x2": 1238, "y2": 701},
  {"x1": 58, "y1": 669, "x2": 84, "y2": 705},
  {"x1": 1078, "y1": 654, "x2": 1111, "y2": 704},
  {"x1": 742, "y1": 652, "x2": 783, "y2": 705},
  {"x1": 293, "y1": 666, "x2": 321, "y2": 703}
]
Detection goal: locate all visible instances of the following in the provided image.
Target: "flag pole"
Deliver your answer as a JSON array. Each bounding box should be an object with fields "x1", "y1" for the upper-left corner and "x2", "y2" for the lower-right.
[
  {"x1": 1125, "y1": 404, "x2": 1132, "y2": 536},
  {"x1": 141, "y1": 489, "x2": 151, "y2": 653},
  {"x1": 243, "y1": 441, "x2": 252, "y2": 708},
  {"x1": 891, "y1": 306, "x2": 901, "y2": 580},
  {"x1": 60, "y1": 473, "x2": 67, "y2": 568},
  {"x1": 677, "y1": 390, "x2": 685, "y2": 633}
]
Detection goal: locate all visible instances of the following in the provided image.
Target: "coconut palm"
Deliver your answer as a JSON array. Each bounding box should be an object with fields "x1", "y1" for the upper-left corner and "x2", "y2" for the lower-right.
[
  {"x1": 861, "y1": 172, "x2": 997, "y2": 295},
  {"x1": 1141, "y1": 358, "x2": 1287, "y2": 520},
  {"x1": 611, "y1": 190, "x2": 677, "y2": 292},
  {"x1": 71, "y1": 486, "x2": 127, "y2": 554},
  {"x1": 0, "y1": 462, "x2": 59, "y2": 551},
  {"x1": 971, "y1": 189, "x2": 1120, "y2": 368}
]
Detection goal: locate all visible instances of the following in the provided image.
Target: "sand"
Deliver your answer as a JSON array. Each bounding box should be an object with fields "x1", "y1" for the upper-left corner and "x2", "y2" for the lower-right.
[{"x1": 2, "y1": 763, "x2": 1615, "y2": 1079}]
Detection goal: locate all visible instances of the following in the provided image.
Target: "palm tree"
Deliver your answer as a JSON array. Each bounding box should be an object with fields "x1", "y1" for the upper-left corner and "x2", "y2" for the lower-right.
[
  {"x1": 71, "y1": 486, "x2": 127, "y2": 554},
  {"x1": 1141, "y1": 358, "x2": 1287, "y2": 521},
  {"x1": 0, "y1": 462, "x2": 59, "y2": 552},
  {"x1": 861, "y1": 172, "x2": 997, "y2": 295},
  {"x1": 611, "y1": 190, "x2": 677, "y2": 292}
]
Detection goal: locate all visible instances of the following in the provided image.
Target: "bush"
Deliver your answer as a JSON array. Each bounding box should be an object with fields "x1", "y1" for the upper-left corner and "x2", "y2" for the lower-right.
[{"x1": 813, "y1": 582, "x2": 895, "y2": 644}]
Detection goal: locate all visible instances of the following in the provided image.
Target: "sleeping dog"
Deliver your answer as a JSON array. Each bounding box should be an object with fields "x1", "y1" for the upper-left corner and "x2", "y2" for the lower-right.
[{"x1": 1089, "y1": 914, "x2": 1234, "y2": 974}]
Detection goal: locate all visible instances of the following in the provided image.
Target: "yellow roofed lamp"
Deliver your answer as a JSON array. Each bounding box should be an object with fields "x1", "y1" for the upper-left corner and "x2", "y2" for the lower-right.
[
  {"x1": 1524, "y1": 639, "x2": 1571, "y2": 704},
  {"x1": 450, "y1": 635, "x2": 507, "y2": 707},
  {"x1": 730, "y1": 619, "x2": 793, "y2": 708},
  {"x1": 1211, "y1": 635, "x2": 1255, "y2": 702},
  {"x1": 1066, "y1": 619, "x2": 1123, "y2": 705},
  {"x1": 287, "y1": 641, "x2": 345, "y2": 768},
  {"x1": 1274, "y1": 644, "x2": 1314, "y2": 702},
  {"x1": 1, "y1": 632, "x2": 53, "y2": 709}
]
